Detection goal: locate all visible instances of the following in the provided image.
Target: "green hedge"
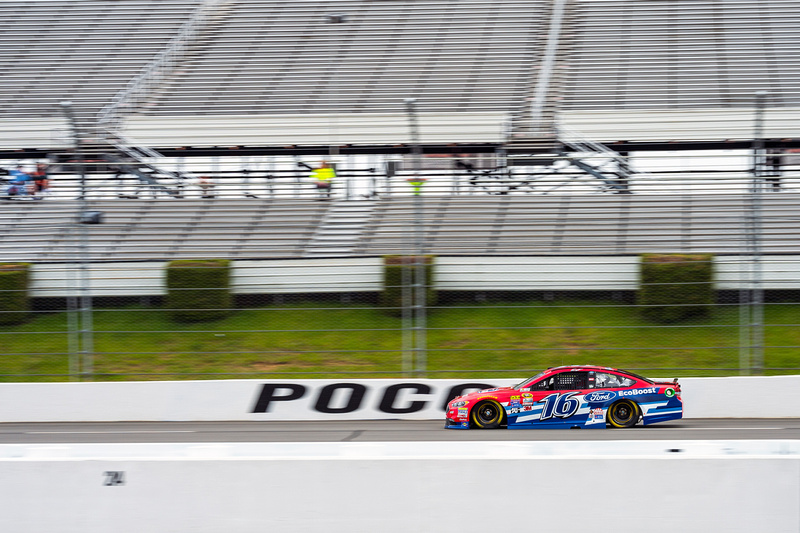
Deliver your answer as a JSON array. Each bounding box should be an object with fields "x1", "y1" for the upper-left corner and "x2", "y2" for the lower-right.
[
  {"x1": 0, "y1": 263, "x2": 30, "y2": 326},
  {"x1": 381, "y1": 255, "x2": 436, "y2": 316},
  {"x1": 165, "y1": 259, "x2": 232, "y2": 323},
  {"x1": 639, "y1": 253, "x2": 714, "y2": 322}
]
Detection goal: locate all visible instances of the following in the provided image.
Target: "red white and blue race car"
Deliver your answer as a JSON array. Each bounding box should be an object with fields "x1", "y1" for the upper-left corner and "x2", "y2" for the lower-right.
[{"x1": 445, "y1": 365, "x2": 682, "y2": 429}]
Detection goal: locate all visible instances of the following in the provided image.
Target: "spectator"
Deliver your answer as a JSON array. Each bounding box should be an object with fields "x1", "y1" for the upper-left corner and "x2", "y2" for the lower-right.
[
  {"x1": 174, "y1": 171, "x2": 188, "y2": 199},
  {"x1": 242, "y1": 168, "x2": 258, "y2": 198},
  {"x1": 310, "y1": 161, "x2": 335, "y2": 199},
  {"x1": 112, "y1": 168, "x2": 139, "y2": 199},
  {"x1": 766, "y1": 148, "x2": 782, "y2": 191},
  {"x1": 30, "y1": 163, "x2": 49, "y2": 199},
  {"x1": 198, "y1": 175, "x2": 215, "y2": 199},
  {"x1": 407, "y1": 176, "x2": 426, "y2": 196},
  {"x1": 6, "y1": 165, "x2": 31, "y2": 197}
]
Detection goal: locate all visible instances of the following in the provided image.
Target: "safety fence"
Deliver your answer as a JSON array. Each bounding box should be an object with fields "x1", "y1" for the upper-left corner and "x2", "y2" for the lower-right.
[
  {"x1": 5, "y1": 149, "x2": 800, "y2": 201},
  {"x1": 1, "y1": 243, "x2": 799, "y2": 380},
  {"x1": 3, "y1": 152, "x2": 800, "y2": 380},
  {"x1": 2, "y1": 0, "x2": 800, "y2": 384}
]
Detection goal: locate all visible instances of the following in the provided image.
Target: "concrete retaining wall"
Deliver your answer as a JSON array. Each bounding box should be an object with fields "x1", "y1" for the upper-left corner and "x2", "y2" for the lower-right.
[
  {"x1": 25, "y1": 255, "x2": 800, "y2": 297},
  {"x1": 0, "y1": 375, "x2": 798, "y2": 423},
  {"x1": 0, "y1": 440, "x2": 797, "y2": 533}
]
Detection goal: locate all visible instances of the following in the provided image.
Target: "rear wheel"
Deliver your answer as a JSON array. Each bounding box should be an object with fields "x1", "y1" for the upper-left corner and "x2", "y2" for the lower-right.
[
  {"x1": 471, "y1": 400, "x2": 504, "y2": 429},
  {"x1": 607, "y1": 400, "x2": 638, "y2": 428}
]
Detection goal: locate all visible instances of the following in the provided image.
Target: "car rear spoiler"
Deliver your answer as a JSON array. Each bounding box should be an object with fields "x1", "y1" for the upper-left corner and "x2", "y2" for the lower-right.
[{"x1": 654, "y1": 378, "x2": 681, "y2": 391}]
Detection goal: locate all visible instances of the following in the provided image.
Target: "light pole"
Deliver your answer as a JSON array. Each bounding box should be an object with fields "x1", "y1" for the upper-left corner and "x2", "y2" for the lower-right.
[
  {"x1": 60, "y1": 101, "x2": 95, "y2": 380},
  {"x1": 740, "y1": 91, "x2": 766, "y2": 375},
  {"x1": 326, "y1": 13, "x2": 347, "y2": 198},
  {"x1": 404, "y1": 98, "x2": 427, "y2": 375}
]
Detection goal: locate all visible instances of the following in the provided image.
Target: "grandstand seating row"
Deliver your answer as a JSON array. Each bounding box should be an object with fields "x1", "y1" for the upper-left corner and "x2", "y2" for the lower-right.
[
  {"x1": 0, "y1": 0, "x2": 546, "y2": 121},
  {"x1": 3, "y1": 0, "x2": 798, "y2": 132},
  {"x1": 2, "y1": 195, "x2": 799, "y2": 261},
  {"x1": 563, "y1": 0, "x2": 800, "y2": 110},
  {"x1": 0, "y1": 0, "x2": 203, "y2": 119},
  {"x1": 146, "y1": 0, "x2": 546, "y2": 116}
]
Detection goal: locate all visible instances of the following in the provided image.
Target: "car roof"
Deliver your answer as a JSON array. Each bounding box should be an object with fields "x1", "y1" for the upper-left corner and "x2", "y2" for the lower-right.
[
  {"x1": 545, "y1": 365, "x2": 620, "y2": 373},
  {"x1": 541, "y1": 365, "x2": 654, "y2": 384}
]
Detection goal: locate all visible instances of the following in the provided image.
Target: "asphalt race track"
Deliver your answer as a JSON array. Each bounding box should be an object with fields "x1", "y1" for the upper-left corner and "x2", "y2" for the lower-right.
[{"x1": 0, "y1": 419, "x2": 798, "y2": 444}]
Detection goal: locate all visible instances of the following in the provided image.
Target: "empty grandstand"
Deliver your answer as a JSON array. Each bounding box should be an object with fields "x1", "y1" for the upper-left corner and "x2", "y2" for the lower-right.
[
  {"x1": 1, "y1": 0, "x2": 797, "y2": 147},
  {"x1": 0, "y1": 0, "x2": 204, "y2": 120},
  {"x1": 2, "y1": 0, "x2": 800, "y2": 381},
  {"x1": 0, "y1": 0, "x2": 797, "y2": 259},
  {"x1": 4, "y1": 193, "x2": 800, "y2": 261}
]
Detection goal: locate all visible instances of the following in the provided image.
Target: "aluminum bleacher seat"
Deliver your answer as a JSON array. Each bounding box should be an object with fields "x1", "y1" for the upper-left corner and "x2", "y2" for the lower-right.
[
  {"x1": 2, "y1": 0, "x2": 797, "y2": 146},
  {"x1": 563, "y1": 0, "x2": 800, "y2": 111},
  {"x1": 0, "y1": 200, "x2": 77, "y2": 261},
  {"x1": 353, "y1": 194, "x2": 800, "y2": 256},
  {"x1": 0, "y1": 198, "x2": 330, "y2": 261},
  {"x1": 2, "y1": 0, "x2": 800, "y2": 265},
  {"x1": 5, "y1": 192, "x2": 800, "y2": 260},
  {"x1": 0, "y1": 0, "x2": 203, "y2": 119},
  {"x1": 143, "y1": 0, "x2": 548, "y2": 116}
]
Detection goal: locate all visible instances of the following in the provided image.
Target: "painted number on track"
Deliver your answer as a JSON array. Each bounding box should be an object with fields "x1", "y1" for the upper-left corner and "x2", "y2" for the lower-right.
[{"x1": 103, "y1": 471, "x2": 125, "y2": 486}]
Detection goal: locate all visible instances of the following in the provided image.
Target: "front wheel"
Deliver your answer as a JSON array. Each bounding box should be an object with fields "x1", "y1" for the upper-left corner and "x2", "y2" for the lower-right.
[
  {"x1": 471, "y1": 400, "x2": 504, "y2": 429},
  {"x1": 607, "y1": 400, "x2": 639, "y2": 428}
]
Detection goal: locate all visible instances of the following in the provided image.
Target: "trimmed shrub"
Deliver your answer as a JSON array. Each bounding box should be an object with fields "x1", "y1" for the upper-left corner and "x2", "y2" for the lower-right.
[
  {"x1": 0, "y1": 263, "x2": 30, "y2": 325},
  {"x1": 381, "y1": 255, "x2": 436, "y2": 316},
  {"x1": 639, "y1": 253, "x2": 714, "y2": 322},
  {"x1": 165, "y1": 259, "x2": 232, "y2": 323}
]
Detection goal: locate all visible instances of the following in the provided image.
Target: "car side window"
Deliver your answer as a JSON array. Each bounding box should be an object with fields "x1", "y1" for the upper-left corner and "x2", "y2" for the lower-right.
[
  {"x1": 553, "y1": 371, "x2": 588, "y2": 390},
  {"x1": 594, "y1": 372, "x2": 634, "y2": 389},
  {"x1": 530, "y1": 377, "x2": 553, "y2": 391}
]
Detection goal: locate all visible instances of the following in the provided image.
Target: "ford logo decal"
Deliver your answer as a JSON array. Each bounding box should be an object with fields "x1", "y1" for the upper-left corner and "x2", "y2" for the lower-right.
[{"x1": 585, "y1": 391, "x2": 616, "y2": 403}]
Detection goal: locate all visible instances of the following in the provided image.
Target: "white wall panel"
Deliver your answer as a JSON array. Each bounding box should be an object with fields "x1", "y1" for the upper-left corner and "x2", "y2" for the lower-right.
[
  {"x1": 0, "y1": 376, "x2": 797, "y2": 423},
  {"x1": 25, "y1": 255, "x2": 800, "y2": 297},
  {"x1": 232, "y1": 258, "x2": 383, "y2": 294},
  {"x1": 0, "y1": 441, "x2": 796, "y2": 533},
  {"x1": 682, "y1": 375, "x2": 800, "y2": 418},
  {"x1": 436, "y1": 256, "x2": 640, "y2": 290},
  {"x1": 716, "y1": 256, "x2": 800, "y2": 290},
  {"x1": 561, "y1": 107, "x2": 800, "y2": 142},
  {"x1": 30, "y1": 262, "x2": 166, "y2": 297},
  {"x1": 125, "y1": 112, "x2": 509, "y2": 147}
]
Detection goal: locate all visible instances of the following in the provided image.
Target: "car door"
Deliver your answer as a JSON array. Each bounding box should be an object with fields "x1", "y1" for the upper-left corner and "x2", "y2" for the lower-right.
[
  {"x1": 541, "y1": 371, "x2": 589, "y2": 423},
  {"x1": 519, "y1": 371, "x2": 589, "y2": 425}
]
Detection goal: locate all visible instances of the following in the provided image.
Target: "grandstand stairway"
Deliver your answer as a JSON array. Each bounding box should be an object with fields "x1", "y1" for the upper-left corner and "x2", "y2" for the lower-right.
[
  {"x1": 558, "y1": 128, "x2": 633, "y2": 194},
  {"x1": 303, "y1": 200, "x2": 376, "y2": 257}
]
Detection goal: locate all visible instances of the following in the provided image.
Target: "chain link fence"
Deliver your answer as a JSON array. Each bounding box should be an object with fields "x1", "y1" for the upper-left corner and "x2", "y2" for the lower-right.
[{"x1": 2, "y1": 152, "x2": 800, "y2": 382}]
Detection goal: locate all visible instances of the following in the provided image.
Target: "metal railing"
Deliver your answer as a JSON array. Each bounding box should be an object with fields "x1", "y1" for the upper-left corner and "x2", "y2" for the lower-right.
[{"x1": 96, "y1": 0, "x2": 231, "y2": 130}]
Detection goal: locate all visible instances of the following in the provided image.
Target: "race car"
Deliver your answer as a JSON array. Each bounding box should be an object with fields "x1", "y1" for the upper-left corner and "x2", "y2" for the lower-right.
[{"x1": 445, "y1": 365, "x2": 682, "y2": 429}]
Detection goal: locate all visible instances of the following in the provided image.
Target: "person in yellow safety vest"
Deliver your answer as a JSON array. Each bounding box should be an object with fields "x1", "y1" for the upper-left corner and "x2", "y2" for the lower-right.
[
  {"x1": 407, "y1": 177, "x2": 426, "y2": 196},
  {"x1": 310, "y1": 161, "x2": 336, "y2": 199}
]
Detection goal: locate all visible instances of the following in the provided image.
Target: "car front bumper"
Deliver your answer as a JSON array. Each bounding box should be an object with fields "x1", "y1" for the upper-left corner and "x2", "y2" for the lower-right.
[{"x1": 444, "y1": 418, "x2": 470, "y2": 429}]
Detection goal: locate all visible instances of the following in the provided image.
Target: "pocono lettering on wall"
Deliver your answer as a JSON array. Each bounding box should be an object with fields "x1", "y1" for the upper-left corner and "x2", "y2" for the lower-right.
[{"x1": 250, "y1": 382, "x2": 503, "y2": 415}]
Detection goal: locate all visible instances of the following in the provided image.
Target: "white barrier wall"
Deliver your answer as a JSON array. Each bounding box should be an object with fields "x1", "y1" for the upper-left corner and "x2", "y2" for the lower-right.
[
  {"x1": 0, "y1": 375, "x2": 798, "y2": 423},
  {"x1": 0, "y1": 441, "x2": 797, "y2": 533},
  {"x1": 684, "y1": 375, "x2": 800, "y2": 418},
  {"x1": 0, "y1": 379, "x2": 515, "y2": 423},
  {"x1": 26, "y1": 255, "x2": 800, "y2": 297}
]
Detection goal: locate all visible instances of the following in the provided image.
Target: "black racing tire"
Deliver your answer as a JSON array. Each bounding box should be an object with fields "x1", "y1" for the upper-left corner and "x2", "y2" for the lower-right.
[
  {"x1": 607, "y1": 400, "x2": 639, "y2": 428},
  {"x1": 471, "y1": 400, "x2": 505, "y2": 429}
]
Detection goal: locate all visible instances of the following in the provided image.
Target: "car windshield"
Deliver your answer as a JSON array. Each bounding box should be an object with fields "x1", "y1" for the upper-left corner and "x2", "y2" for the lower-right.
[{"x1": 513, "y1": 371, "x2": 547, "y2": 389}]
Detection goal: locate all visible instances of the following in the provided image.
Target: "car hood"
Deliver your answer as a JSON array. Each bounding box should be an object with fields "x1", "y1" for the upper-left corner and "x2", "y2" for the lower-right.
[{"x1": 457, "y1": 386, "x2": 516, "y2": 403}]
